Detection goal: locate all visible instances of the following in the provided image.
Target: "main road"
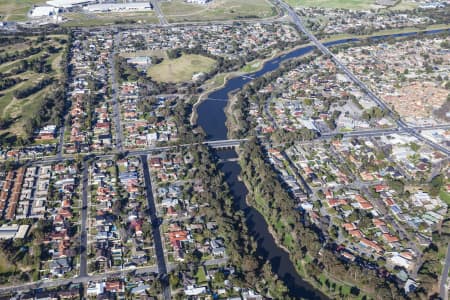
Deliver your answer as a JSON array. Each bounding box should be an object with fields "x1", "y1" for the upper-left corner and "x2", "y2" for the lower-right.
[
  {"x1": 0, "y1": 265, "x2": 159, "y2": 296},
  {"x1": 140, "y1": 155, "x2": 171, "y2": 300},
  {"x1": 27, "y1": 123, "x2": 450, "y2": 166},
  {"x1": 150, "y1": 0, "x2": 168, "y2": 26},
  {"x1": 275, "y1": 0, "x2": 450, "y2": 157}
]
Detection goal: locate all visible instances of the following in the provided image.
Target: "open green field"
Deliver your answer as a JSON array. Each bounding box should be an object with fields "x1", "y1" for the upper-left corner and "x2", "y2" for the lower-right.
[
  {"x1": 161, "y1": 0, "x2": 277, "y2": 23},
  {"x1": 147, "y1": 54, "x2": 217, "y2": 83},
  {"x1": 0, "y1": 0, "x2": 45, "y2": 21},
  {"x1": 285, "y1": 0, "x2": 418, "y2": 10},
  {"x1": 0, "y1": 34, "x2": 67, "y2": 142},
  {"x1": 63, "y1": 11, "x2": 158, "y2": 27}
]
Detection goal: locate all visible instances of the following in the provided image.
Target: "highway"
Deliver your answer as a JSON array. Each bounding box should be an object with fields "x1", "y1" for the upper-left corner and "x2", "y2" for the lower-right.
[
  {"x1": 140, "y1": 155, "x2": 171, "y2": 300},
  {"x1": 110, "y1": 31, "x2": 124, "y2": 152},
  {"x1": 440, "y1": 243, "x2": 450, "y2": 300},
  {"x1": 276, "y1": 0, "x2": 450, "y2": 157},
  {"x1": 150, "y1": 0, "x2": 168, "y2": 26}
]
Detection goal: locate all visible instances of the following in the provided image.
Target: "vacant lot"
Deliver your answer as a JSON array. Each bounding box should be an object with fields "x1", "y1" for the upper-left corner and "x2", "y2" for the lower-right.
[
  {"x1": 0, "y1": 35, "x2": 67, "y2": 142},
  {"x1": 286, "y1": 0, "x2": 417, "y2": 9},
  {"x1": 0, "y1": 0, "x2": 45, "y2": 21},
  {"x1": 63, "y1": 11, "x2": 158, "y2": 27},
  {"x1": 161, "y1": 0, "x2": 276, "y2": 22},
  {"x1": 147, "y1": 54, "x2": 216, "y2": 83}
]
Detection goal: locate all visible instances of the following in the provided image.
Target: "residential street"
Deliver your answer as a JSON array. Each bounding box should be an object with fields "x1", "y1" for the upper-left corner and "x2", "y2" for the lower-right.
[
  {"x1": 275, "y1": 0, "x2": 450, "y2": 157},
  {"x1": 140, "y1": 155, "x2": 171, "y2": 300},
  {"x1": 0, "y1": 6, "x2": 449, "y2": 298},
  {"x1": 0, "y1": 266, "x2": 159, "y2": 296},
  {"x1": 79, "y1": 161, "x2": 88, "y2": 277},
  {"x1": 440, "y1": 243, "x2": 450, "y2": 300},
  {"x1": 110, "y1": 31, "x2": 124, "y2": 152}
]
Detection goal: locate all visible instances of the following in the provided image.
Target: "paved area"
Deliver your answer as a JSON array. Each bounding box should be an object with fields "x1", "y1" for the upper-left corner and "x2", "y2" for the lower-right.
[
  {"x1": 440, "y1": 243, "x2": 450, "y2": 300},
  {"x1": 140, "y1": 155, "x2": 171, "y2": 300}
]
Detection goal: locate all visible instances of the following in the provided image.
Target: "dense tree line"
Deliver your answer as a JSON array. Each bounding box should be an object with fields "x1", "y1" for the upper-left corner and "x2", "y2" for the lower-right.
[
  {"x1": 0, "y1": 36, "x2": 26, "y2": 47},
  {"x1": 0, "y1": 77, "x2": 23, "y2": 91},
  {"x1": 22, "y1": 85, "x2": 65, "y2": 138},
  {"x1": 0, "y1": 32, "x2": 71, "y2": 147},
  {"x1": 239, "y1": 138, "x2": 412, "y2": 299},
  {"x1": 0, "y1": 47, "x2": 41, "y2": 65},
  {"x1": 169, "y1": 144, "x2": 293, "y2": 299},
  {"x1": 13, "y1": 77, "x2": 54, "y2": 99},
  {"x1": 171, "y1": 97, "x2": 204, "y2": 144},
  {"x1": 12, "y1": 55, "x2": 53, "y2": 75}
]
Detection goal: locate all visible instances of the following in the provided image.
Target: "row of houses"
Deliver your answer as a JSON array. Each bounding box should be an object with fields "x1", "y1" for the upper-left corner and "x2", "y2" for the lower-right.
[
  {"x1": 149, "y1": 151, "x2": 233, "y2": 297},
  {"x1": 251, "y1": 55, "x2": 390, "y2": 136},
  {"x1": 120, "y1": 23, "x2": 301, "y2": 60},
  {"x1": 66, "y1": 30, "x2": 114, "y2": 154},
  {"x1": 120, "y1": 82, "x2": 178, "y2": 149},
  {"x1": 266, "y1": 134, "x2": 448, "y2": 289},
  {"x1": 0, "y1": 163, "x2": 79, "y2": 279},
  {"x1": 42, "y1": 163, "x2": 79, "y2": 279},
  {"x1": 336, "y1": 36, "x2": 450, "y2": 126},
  {"x1": 299, "y1": 7, "x2": 436, "y2": 35},
  {"x1": 89, "y1": 157, "x2": 155, "y2": 274}
]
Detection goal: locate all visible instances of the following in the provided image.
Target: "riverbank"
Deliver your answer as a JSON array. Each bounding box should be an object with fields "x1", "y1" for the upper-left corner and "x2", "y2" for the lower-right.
[
  {"x1": 190, "y1": 72, "x2": 235, "y2": 126},
  {"x1": 197, "y1": 25, "x2": 450, "y2": 130},
  {"x1": 318, "y1": 23, "x2": 450, "y2": 43},
  {"x1": 216, "y1": 151, "x2": 328, "y2": 299},
  {"x1": 190, "y1": 42, "x2": 312, "y2": 126},
  {"x1": 237, "y1": 141, "x2": 385, "y2": 299},
  {"x1": 195, "y1": 28, "x2": 449, "y2": 299}
]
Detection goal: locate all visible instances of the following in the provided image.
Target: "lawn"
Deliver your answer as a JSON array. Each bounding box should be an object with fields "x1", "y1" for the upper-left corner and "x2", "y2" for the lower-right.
[
  {"x1": 240, "y1": 60, "x2": 262, "y2": 73},
  {"x1": 0, "y1": 0, "x2": 45, "y2": 21},
  {"x1": 161, "y1": 0, "x2": 276, "y2": 23},
  {"x1": 440, "y1": 190, "x2": 450, "y2": 206},
  {"x1": 195, "y1": 266, "x2": 207, "y2": 284},
  {"x1": 147, "y1": 54, "x2": 216, "y2": 83},
  {"x1": 285, "y1": 0, "x2": 417, "y2": 9}
]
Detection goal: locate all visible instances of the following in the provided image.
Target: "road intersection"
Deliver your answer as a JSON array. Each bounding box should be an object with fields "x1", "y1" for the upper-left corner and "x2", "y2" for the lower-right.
[{"x1": 1, "y1": 4, "x2": 449, "y2": 297}]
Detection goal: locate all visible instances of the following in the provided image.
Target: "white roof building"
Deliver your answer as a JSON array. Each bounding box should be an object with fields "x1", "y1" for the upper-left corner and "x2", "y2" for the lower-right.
[
  {"x1": 46, "y1": 0, "x2": 93, "y2": 8},
  {"x1": 184, "y1": 285, "x2": 207, "y2": 296},
  {"x1": 83, "y1": 2, "x2": 153, "y2": 12},
  {"x1": 30, "y1": 6, "x2": 58, "y2": 18}
]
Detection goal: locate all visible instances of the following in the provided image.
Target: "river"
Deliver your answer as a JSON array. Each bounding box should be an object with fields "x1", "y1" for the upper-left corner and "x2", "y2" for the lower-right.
[{"x1": 195, "y1": 29, "x2": 448, "y2": 299}]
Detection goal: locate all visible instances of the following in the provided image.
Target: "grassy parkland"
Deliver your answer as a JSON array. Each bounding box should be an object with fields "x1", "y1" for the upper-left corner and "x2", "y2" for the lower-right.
[
  {"x1": 147, "y1": 53, "x2": 217, "y2": 83},
  {"x1": 0, "y1": 34, "x2": 68, "y2": 145}
]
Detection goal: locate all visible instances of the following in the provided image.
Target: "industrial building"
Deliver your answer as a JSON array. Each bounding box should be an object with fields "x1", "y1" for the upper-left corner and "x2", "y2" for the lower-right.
[{"x1": 83, "y1": 2, "x2": 153, "y2": 12}]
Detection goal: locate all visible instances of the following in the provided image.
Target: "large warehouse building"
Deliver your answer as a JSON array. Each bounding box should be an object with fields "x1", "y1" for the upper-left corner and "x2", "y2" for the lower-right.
[
  {"x1": 83, "y1": 2, "x2": 153, "y2": 12},
  {"x1": 46, "y1": 0, "x2": 95, "y2": 8}
]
